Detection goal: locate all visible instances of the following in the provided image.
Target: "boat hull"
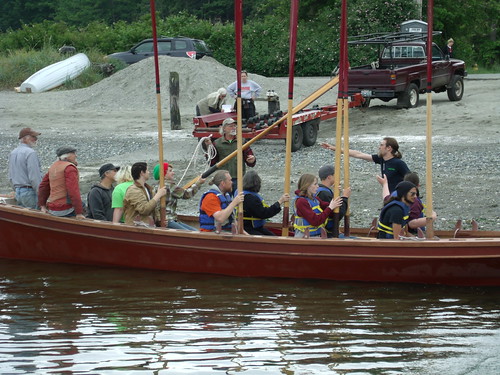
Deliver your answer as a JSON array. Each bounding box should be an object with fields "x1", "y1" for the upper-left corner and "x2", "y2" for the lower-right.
[
  {"x1": 20, "y1": 53, "x2": 91, "y2": 93},
  {"x1": 1, "y1": 205, "x2": 499, "y2": 286}
]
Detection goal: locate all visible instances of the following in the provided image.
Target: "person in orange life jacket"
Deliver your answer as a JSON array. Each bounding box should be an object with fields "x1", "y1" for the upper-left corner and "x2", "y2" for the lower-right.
[
  {"x1": 293, "y1": 173, "x2": 343, "y2": 238},
  {"x1": 122, "y1": 162, "x2": 167, "y2": 227},
  {"x1": 38, "y1": 146, "x2": 85, "y2": 219},
  {"x1": 199, "y1": 170, "x2": 244, "y2": 232},
  {"x1": 377, "y1": 172, "x2": 437, "y2": 235},
  {"x1": 237, "y1": 170, "x2": 290, "y2": 235},
  {"x1": 203, "y1": 117, "x2": 256, "y2": 193},
  {"x1": 377, "y1": 181, "x2": 417, "y2": 240},
  {"x1": 317, "y1": 165, "x2": 351, "y2": 237},
  {"x1": 321, "y1": 137, "x2": 410, "y2": 193},
  {"x1": 86, "y1": 163, "x2": 120, "y2": 221}
]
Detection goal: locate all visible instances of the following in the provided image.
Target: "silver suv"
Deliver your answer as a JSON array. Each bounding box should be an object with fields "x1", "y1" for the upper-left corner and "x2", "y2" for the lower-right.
[{"x1": 107, "y1": 36, "x2": 212, "y2": 64}]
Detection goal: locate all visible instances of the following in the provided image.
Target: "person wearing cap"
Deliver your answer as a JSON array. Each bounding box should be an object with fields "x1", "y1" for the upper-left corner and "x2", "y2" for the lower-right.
[
  {"x1": 195, "y1": 88, "x2": 227, "y2": 116},
  {"x1": 376, "y1": 181, "x2": 418, "y2": 240},
  {"x1": 8, "y1": 127, "x2": 43, "y2": 209},
  {"x1": 152, "y1": 162, "x2": 205, "y2": 231},
  {"x1": 86, "y1": 163, "x2": 120, "y2": 221},
  {"x1": 204, "y1": 117, "x2": 256, "y2": 193},
  {"x1": 321, "y1": 137, "x2": 410, "y2": 193},
  {"x1": 38, "y1": 146, "x2": 85, "y2": 219},
  {"x1": 227, "y1": 70, "x2": 262, "y2": 119},
  {"x1": 123, "y1": 162, "x2": 167, "y2": 227},
  {"x1": 317, "y1": 165, "x2": 351, "y2": 237}
]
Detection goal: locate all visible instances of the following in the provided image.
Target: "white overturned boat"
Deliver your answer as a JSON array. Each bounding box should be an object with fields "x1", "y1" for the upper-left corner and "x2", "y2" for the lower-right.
[{"x1": 19, "y1": 53, "x2": 91, "y2": 93}]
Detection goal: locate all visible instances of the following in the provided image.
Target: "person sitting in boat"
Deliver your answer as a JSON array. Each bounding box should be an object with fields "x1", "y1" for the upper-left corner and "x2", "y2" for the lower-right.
[
  {"x1": 86, "y1": 163, "x2": 120, "y2": 221},
  {"x1": 203, "y1": 117, "x2": 256, "y2": 193},
  {"x1": 377, "y1": 172, "x2": 437, "y2": 235},
  {"x1": 293, "y1": 173, "x2": 343, "y2": 238},
  {"x1": 236, "y1": 170, "x2": 289, "y2": 236},
  {"x1": 376, "y1": 181, "x2": 417, "y2": 240},
  {"x1": 152, "y1": 162, "x2": 205, "y2": 231},
  {"x1": 199, "y1": 170, "x2": 244, "y2": 232},
  {"x1": 321, "y1": 137, "x2": 410, "y2": 193},
  {"x1": 317, "y1": 165, "x2": 351, "y2": 237},
  {"x1": 122, "y1": 162, "x2": 167, "y2": 227},
  {"x1": 112, "y1": 165, "x2": 133, "y2": 223},
  {"x1": 38, "y1": 146, "x2": 85, "y2": 219},
  {"x1": 195, "y1": 88, "x2": 227, "y2": 116}
]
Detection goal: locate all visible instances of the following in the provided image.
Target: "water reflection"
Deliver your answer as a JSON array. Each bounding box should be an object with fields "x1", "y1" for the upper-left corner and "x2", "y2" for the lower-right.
[{"x1": 0, "y1": 259, "x2": 499, "y2": 374}]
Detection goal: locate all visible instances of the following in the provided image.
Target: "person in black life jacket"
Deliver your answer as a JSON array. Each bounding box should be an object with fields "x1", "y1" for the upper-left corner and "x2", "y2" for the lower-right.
[
  {"x1": 444, "y1": 38, "x2": 454, "y2": 58},
  {"x1": 377, "y1": 181, "x2": 417, "y2": 240},
  {"x1": 317, "y1": 165, "x2": 351, "y2": 237},
  {"x1": 377, "y1": 173, "x2": 437, "y2": 235},
  {"x1": 293, "y1": 173, "x2": 343, "y2": 238},
  {"x1": 199, "y1": 170, "x2": 244, "y2": 232},
  {"x1": 238, "y1": 170, "x2": 290, "y2": 235},
  {"x1": 321, "y1": 137, "x2": 410, "y2": 193}
]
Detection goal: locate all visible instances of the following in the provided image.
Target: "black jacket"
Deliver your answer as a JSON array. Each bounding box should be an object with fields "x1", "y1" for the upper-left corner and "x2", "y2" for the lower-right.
[{"x1": 86, "y1": 183, "x2": 114, "y2": 221}]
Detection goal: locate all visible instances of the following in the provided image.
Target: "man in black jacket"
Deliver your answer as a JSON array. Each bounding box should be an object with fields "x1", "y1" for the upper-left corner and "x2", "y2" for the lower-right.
[{"x1": 87, "y1": 163, "x2": 120, "y2": 221}]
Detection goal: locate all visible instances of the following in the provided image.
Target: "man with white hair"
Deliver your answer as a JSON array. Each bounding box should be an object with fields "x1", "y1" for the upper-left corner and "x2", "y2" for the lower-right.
[
  {"x1": 38, "y1": 146, "x2": 85, "y2": 219},
  {"x1": 195, "y1": 88, "x2": 227, "y2": 116},
  {"x1": 8, "y1": 127, "x2": 43, "y2": 209}
]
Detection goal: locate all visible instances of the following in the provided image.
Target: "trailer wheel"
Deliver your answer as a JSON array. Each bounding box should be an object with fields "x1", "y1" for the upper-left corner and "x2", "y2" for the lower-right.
[
  {"x1": 447, "y1": 75, "x2": 464, "y2": 101},
  {"x1": 291, "y1": 126, "x2": 303, "y2": 152},
  {"x1": 301, "y1": 121, "x2": 318, "y2": 147},
  {"x1": 397, "y1": 83, "x2": 419, "y2": 108}
]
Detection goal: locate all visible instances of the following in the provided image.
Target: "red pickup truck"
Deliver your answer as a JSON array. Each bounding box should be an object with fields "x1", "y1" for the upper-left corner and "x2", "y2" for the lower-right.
[{"x1": 347, "y1": 35, "x2": 467, "y2": 108}]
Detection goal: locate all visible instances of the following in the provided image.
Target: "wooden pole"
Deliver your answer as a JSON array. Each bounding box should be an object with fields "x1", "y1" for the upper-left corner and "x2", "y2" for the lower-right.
[
  {"x1": 169, "y1": 72, "x2": 181, "y2": 130},
  {"x1": 149, "y1": 0, "x2": 166, "y2": 227},
  {"x1": 282, "y1": 0, "x2": 299, "y2": 236},
  {"x1": 425, "y1": 0, "x2": 435, "y2": 239},
  {"x1": 235, "y1": 0, "x2": 244, "y2": 234},
  {"x1": 341, "y1": 0, "x2": 350, "y2": 237}
]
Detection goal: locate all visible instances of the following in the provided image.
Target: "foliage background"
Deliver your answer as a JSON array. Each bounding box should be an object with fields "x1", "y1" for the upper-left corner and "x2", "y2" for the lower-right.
[{"x1": 0, "y1": 0, "x2": 498, "y2": 77}]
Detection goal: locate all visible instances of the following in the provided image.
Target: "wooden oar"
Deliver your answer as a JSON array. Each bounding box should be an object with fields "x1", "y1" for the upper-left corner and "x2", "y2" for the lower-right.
[
  {"x1": 425, "y1": 0, "x2": 435, "y2": 238},
  {"x1": 182, "y1": 75, "x2": 341, "y2": 189},
  {"x1": 149, "y1": 0, "x2": 166, "y2": 227},
  {"x1": 235, "y1": 0, "x2": 244, "y2": 233},
  {"x1": 282, "y1": 0, "x2": 299, "y2": 236}
]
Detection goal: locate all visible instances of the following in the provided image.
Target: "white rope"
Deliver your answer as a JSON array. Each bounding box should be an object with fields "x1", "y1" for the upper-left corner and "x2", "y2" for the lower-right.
[{"x1": 176, "y1": 136, "x2": 217, "y2": 187}]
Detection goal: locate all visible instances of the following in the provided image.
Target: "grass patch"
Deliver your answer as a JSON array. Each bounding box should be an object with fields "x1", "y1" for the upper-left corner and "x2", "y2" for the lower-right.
[
  {"x1": 0, "y1": 46, "x2": 127, "y2": 91},
  {"x1": 467, "y1": 64, "x2": 500, "y2": 74}
]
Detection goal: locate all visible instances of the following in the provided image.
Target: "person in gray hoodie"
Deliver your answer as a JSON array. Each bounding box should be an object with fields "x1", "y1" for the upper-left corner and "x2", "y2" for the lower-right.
[{"x1": 86, "y1": 163, "x2": 120, "y2": 221}]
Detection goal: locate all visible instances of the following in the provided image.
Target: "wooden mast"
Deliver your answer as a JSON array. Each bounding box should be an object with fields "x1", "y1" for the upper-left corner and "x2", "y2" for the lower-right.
[
  {"x1": 149, "y1": 0, "x2": 166, "y2": 227},
  {"x1": 281, "y1": 0, "x2": 299, "y2": 236},
  {"x1": 234, "y1": 0, "x2": 244, "y2": 233},
  {"x1": 425, "y1": 0, "x2": 435, "y2": 238}
]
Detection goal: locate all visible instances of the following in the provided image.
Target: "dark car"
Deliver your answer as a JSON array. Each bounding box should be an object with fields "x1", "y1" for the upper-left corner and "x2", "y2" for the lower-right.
[{"x1": 106, "y1": 36, "x2": 212, "y2": 64}]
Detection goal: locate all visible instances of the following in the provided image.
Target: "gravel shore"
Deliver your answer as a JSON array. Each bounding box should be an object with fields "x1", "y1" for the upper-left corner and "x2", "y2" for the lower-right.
[{"x1": 1, "y1": 57, "x2": 499, "y2": 231}]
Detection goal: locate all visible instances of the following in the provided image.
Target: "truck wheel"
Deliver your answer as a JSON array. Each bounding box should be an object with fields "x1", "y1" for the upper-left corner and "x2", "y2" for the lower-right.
[
  {"x1": 397, "y1": 83, "x2": 419, "y2": 108},
  {"x1": 302, "y1": 121, "x2": 318, "y2": 147},
  {"x1": 291, "y1": 126, "x2": 303, "y2": 152},
  {"x1": 447, "y1": 75, "x2": 464, "y2": 101}
]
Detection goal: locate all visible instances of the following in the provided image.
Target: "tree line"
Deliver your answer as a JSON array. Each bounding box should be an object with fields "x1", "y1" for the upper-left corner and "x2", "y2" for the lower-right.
[{"x1": 0, "y1": 0, "x2": 497, "y2": 74}]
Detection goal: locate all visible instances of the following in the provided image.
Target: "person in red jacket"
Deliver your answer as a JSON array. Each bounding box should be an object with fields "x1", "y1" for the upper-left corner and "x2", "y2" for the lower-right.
[{"x1": 38, "y1": 146, "x2": 85, "y2": 219}]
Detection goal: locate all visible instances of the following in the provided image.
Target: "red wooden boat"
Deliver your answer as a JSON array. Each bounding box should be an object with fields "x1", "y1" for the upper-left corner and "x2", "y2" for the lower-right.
[{"x1": 1, "y1": 204, "x2": 499, "y2": 286}]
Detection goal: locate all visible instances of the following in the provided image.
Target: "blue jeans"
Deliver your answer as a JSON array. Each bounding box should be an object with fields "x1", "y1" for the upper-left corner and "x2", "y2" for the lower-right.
[
  {"x1": 15, "y1": 187, "x2": 37, "y2": 209},
  {"x1": 168, "y1": 220, "x2": 197, "y2": 231}
]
